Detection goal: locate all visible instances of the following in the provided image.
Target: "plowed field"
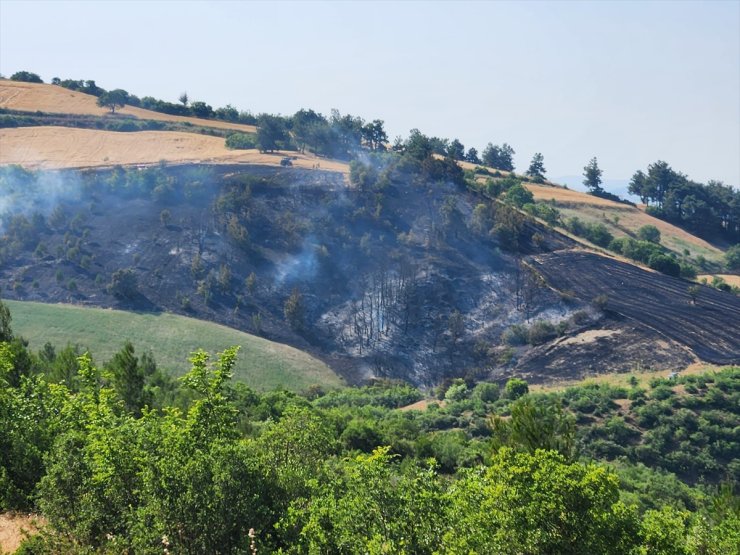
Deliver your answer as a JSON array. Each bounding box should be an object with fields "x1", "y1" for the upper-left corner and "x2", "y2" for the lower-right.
[{"x1": 530, "y1": 251, "x2": 740, "y2": 364}]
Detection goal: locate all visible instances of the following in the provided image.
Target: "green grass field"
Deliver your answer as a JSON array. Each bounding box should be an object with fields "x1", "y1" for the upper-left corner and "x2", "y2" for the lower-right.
[{"x1": 5, "y1": 300, "x2": 343, "y2": 392}]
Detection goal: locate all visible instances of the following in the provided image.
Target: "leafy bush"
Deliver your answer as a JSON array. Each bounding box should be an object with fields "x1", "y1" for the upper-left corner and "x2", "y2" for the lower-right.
[{"x1": 225, "y1": 132, "x2": 258, "y2": 150}]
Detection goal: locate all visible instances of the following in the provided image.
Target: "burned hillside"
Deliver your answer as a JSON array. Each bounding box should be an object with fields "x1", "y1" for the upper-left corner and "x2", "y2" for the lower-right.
[{"x1": 1, "y1": 163, "x2": 736, "y2": 385}]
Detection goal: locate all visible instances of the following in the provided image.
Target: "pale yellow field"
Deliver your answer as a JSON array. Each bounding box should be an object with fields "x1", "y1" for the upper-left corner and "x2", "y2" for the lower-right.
[
  {"x1": 524, "y1": 183, "x2": 724, "y2": 262},
  {"x1": 0, "y1": 513, "x2": 45, "y2": 553},
  {"x1": 698, "y1": 274, "x2": 740, "y2": 287},
  {"x1": 0, "y1": 79, "x2": 257, "y2": 133},
  {"x1": 0, "y1": 126, "x2": 349, "y2": 174}
]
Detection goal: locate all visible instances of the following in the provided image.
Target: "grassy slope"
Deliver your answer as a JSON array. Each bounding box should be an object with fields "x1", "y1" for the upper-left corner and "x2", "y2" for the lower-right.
[
  {"x1": 6, "y1": 300, "x2": 342, "y2": 392},
  {"x1": 523, "y1": 182, "x2": 726, "y2": 264}
]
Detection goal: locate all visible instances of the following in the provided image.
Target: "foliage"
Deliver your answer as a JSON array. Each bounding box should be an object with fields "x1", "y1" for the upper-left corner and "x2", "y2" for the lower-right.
[
  {"x1": 629, "y1": 161, "x2": 740, "y2": 243},
  {"x1": 481, "y1": 142, "x2": 515, "y2": 171},
  {"x1": 526, "y1": 152, "x2": 546, "y2": 182},
  {"x1": 225, "y1": 132, "x2": 258, "y2": 150},
  {"x1": 96, "y1": 89, "x2": 129, "y2": 113},
  {"x1": 10, "y1": 71, "x2": 43, "y2": 83},
  {"x1": 638, "y1": 224, "x2": 662, "y2": 243},
  {"x1": 583, "y1": 156, "x2": 604, "y2": 192}
]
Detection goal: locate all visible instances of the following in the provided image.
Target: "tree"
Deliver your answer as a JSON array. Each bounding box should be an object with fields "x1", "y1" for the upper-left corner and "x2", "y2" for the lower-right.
[
  {"x1": 725, "y1": 244, "x2": 740, "y2": 271},
  {"x1": 637, "y1": 224, "x2": 661, "y2": 243},
  {"x1": 482, "y1": 143, "x2": 515, "y2": 171},
  {"x1": 465, "y1": 147, "x2": 481, "y2": 164},
  {"x1": 284, "y1": 288, "x2": 305, "y2": 331},
  {"x1": 361, "y1": 119, "x2": 388, "y2": 151},
  {"x1": 108, "y1": 268, "x2": 138, "y2": 299},
  {"x1": 447, "y1": 138, "x2": 465, "y2": 160},
  {"x1": 256, "y1": 114, "x2": 288, "y2": 153},
  {"x1": 190, "y1": 101, "x2": 214, "y2": 119},
  {"x1": 106, "y1": 341, "x2": 148, "y2": 415},
  {"x1": 178, "y1": 92, "x2": 189, "y2": 106},
  {"x1": 96, "y1": 89, "x2": 129, "y2": 113},
  {"x1": 583, "y1": 157, "x2": 604, "y2": 193},
  {"x1": 0, "y1": 297, "x2": 12, "y2": 342},
  {"x1": 505, "y1": 377, "x2": 529, "y2": 400},
  {"x1": 526, "y1": 152, "x2": 546, "y2": 182},
  {"x1": 10, "y1": 71, "x2": 43, "y2": 83},
  {"x1": 504, "y1": 184, "x2": 534, "y2": 208},
  {"x1": 441, "y1": 449, "x2": 639, "y2": 554},
  {"x1": 489, "y1": 397, "x2": 576, "y2": 458}
]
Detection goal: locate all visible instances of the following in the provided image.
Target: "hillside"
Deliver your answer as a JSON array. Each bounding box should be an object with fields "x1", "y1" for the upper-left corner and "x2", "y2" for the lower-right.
[
  {"x1": 524, "y1": 182, "x2": 726, "y2": 265},
  {"x1": 1, "y1": 75, "x2": 737, "y2": 389},
  {"x1": 0, "y1": 126, "x2": 349, "y2": 172},
  {"x1": 0, "y1": 79, "x2": 257, "y2": 133},
  {"x1": 4, "y1": 299, "x2": 341, "y2": 391}
]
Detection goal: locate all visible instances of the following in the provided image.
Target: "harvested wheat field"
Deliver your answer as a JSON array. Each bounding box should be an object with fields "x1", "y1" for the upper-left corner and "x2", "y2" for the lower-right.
[
  {"x1": 0, "y1": 513, "x2": 45, "y2": 553},
  {"x1": 0, "y1": 79, "x2": 257, "y2": 133},
  {"x1": 698, "y1": 274, "x2": 740, "y2": 288},
  {"x1": 524, "y1": 182, "x2": 724, "y2": 262},
  {"x1": 0, "y1": 126, "x2": 349, "y2": 174}
]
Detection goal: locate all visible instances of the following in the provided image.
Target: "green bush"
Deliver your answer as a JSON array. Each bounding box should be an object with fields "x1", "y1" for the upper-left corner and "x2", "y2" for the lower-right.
[{"x1": 225, "y1": 132, "x2": 258, "y2": 150}]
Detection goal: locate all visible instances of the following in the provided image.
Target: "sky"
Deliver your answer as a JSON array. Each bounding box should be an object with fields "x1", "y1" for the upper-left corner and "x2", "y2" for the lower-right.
[{"x1": 1, "y1": 0, "x2": 738, "y2": 188}]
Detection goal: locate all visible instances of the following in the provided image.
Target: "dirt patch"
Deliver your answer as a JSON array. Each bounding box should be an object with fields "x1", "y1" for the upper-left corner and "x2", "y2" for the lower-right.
[
  {"x1": 398, "y1": 399, "x2": 447, "y2": 412},
  {"x1": 0, "y1": 127, "x2": 349, "y2": 175},
  {"x1": 0, "y1": 513, "x2": 45, "y2": 553},
  {"x1": 558, "y1": 329, "x2": 620, "y2": 346},
  {"x1": 0, "y1": 79, "x2": 256, "y2": 133}
]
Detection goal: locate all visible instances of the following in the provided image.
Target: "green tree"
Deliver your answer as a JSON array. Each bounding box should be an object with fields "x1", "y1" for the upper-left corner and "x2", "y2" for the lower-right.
[
  {"x1": 583, "y1": 156, "x2": 604, "y2": 193},
  {"x1": 257, "y1": 114, "x2": 288, "y2": 152},
  {"x1": 504, "y1": 183, "x2": 534, "y2": 207},
  {"x1": 96, "y1": 89, "x2": 129, "y2": 113},
  {"x1": 465, "y1": 147, "x2": 481, "y2": 164},
  {"x1": 441, "y1": 449, "x2": 639, "y2": 554},
  {"x1": 504, "y1": 377, "x2": 529, "y2": 400},
  {"x1": 637, "y1": 224, "x2": 661, "y2": 243},
  {"x1": 482, "y1": 143, "x2": 515, "y2": 171},
  {"x1": 526, "y1": 152, "x2": 546, "y2": 182},
  {"x1": 489, "y1": 397, "x2": 576, "y2": 458},
  {"x1": 725, "y1": 244, "x2": 740, "y2": 271},
  {"x1": 10, "y1": 71, "x2": 43, "y2": 83},
  {"x1": 105, "y1": 341, "x2": 149, "y2": 415},
  {"x1": 447, "y1": 138, "x2": 465, "y2": 160}
]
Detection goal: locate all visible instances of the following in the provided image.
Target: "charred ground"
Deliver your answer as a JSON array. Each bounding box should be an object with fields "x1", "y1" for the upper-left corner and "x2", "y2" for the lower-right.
[{"x1": 1, "y1": 163, "x2": 737, "y2": 385}]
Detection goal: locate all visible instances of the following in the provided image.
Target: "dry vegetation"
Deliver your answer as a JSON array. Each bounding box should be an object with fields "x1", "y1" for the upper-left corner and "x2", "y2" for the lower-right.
[
  {"x1": 524, "y1": 182, "x2": 725, "y2": 263},
  {"x1": 0, "y1": 79, "x2": 257, "y2": 133},
  {"x1": 0, "y1": 513, "x2": 45, "y2": 553},
  {"x1": 698, "y1": 274, "x2": 740, "y2": 287},
  {"x1": 0, "y1": 126, "x2": 349, "y2": 173}
]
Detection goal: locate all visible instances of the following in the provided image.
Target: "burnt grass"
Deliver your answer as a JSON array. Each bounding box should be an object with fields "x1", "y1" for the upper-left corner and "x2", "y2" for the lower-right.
[
  {"x1": 529, "y1": 251, "x2": 740, "y2": 365},
  {"x1": 1, "y1": 164, "x2": 737, "y2": 386}
]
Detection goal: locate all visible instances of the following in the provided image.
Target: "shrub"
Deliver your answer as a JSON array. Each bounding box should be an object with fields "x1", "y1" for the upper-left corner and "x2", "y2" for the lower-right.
[
  {"x1": 10, "y1": 71, "x2": 43, "y2": 83},
  {"x1": 637, "y1": 225, "x2": 661, "y2": 243},
  {"x1": 505, "y1": 378, "x2": 529, "y2": 400},
  {"x1": 648, "y1": 254, "x2": 681, "y2": 277},
  {"x1": 225, "y1": 132, "x2": 258, "y2": 150},
  {"x1": 108, "y1": 268, "x2": 138, "y2": 299}
]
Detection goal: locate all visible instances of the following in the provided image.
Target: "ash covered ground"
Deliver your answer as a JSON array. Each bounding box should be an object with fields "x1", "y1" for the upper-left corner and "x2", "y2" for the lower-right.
[{"x1": 2, "y1": 164, "x2": 735, "y2": 386}]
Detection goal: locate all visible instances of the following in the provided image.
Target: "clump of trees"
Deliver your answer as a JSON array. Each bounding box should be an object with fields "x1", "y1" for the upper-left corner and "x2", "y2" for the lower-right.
[
  {"x1": 10, "y1": 70, "x2": 43, "y2": 83},
  {"x1": 629, "y1": 161, "x2": 740, "y2": 243}
]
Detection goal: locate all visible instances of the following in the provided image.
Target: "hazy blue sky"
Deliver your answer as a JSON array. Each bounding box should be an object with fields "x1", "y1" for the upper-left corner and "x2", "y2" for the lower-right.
[{"x1": 1, "y1": 0, "x2": 738, "y2": 187}]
